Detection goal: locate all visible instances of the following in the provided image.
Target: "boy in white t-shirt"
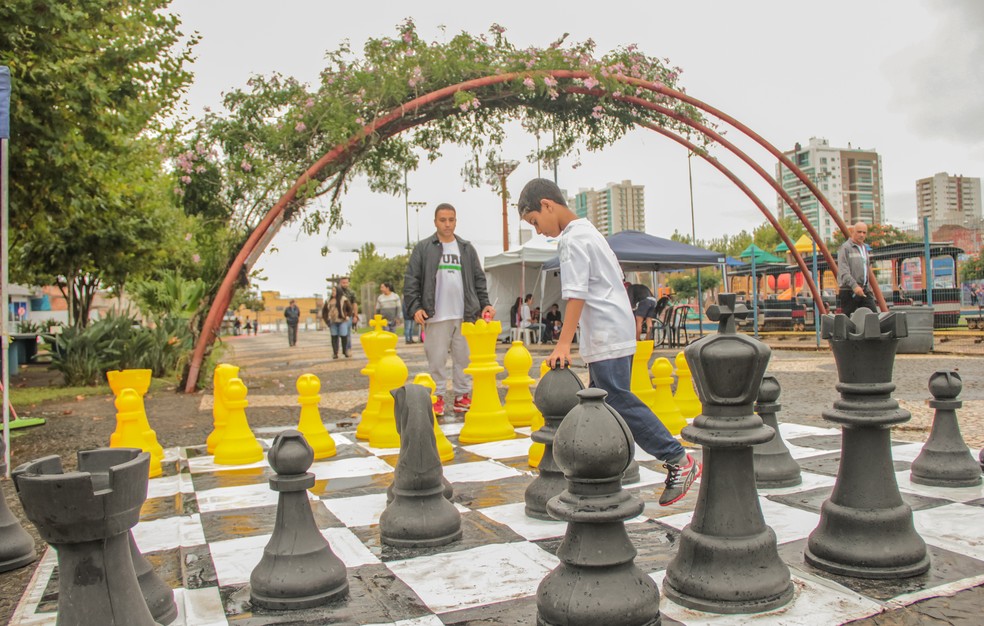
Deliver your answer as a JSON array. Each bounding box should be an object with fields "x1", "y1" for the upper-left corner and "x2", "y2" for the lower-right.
[{"x1": 517, "y1": 178, "x2": 700, "y2": 506}]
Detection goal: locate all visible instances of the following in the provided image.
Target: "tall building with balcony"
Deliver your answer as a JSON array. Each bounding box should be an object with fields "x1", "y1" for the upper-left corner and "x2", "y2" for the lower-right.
[
  {"x1": 775, "y1": 137, "x2": 885, "y2": 242},
  {"x1": 571, "y1": 180, "x2": 646, "y2": 236},
  {"x1": 915, "y1": 172, "x2": 982, "y2": 223}
]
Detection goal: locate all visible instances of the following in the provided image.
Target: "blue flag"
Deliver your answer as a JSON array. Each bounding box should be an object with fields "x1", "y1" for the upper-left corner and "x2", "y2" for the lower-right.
[{"x1": 0, "y1": 66, "x2": 10, "y2": 138}]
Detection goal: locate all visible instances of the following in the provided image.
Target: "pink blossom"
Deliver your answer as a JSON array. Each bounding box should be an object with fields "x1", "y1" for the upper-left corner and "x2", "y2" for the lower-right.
[
  {"x1": 195, "y1": 140, "x2": 207, "y2": 155},
  {"x1": 408, "y1": 66, "x2": 424, "y2": 88},
  {"x1": 583, "y1": 76, "x2": 599, "y2": 90},
  {"x1": 191, "y1": 254, "x2": 201, "y2": 264},
  {"x1": 184, "y1": 233, "x2": 193, "y2": 241},
  {"x1": 241, "y1": 160, "x2": 252, "y2": 172},
  {"x1": 173, "y1": 187, "x2": 184, "y2": 197},
  {"x1": 295, "y1": 121, "x2": 307, "y2": 132},
  {"x1": 548, "y1": 88, "x2": 559, "y2": 100},
  {"x1": 180, "y1": 175, "x2": 191, "y2": 184},
  {"x1": 523, "y1": 76, "x2": 535, "y2": 89},
  {"x1": 591, "y1": 105, "x2": 604, "y2": 119},
  {"x1": 402, "y1": 31, "x2": 413, "y2": 44},
  {"x1": 543, "y1": 75, "x2": 557, "y2": 88},
  {"x1": 195, "y1": 165, "x2": 206, "y2": 173},
  {"x1": 304, "y1": 97, "x2": 315, "y2": 109},
  {"x1": 355, "y1": 117, "x2": 365, "y2": 125},
  {"x1": 490, "y1": 23, "x2": 505, "y2": 35}
]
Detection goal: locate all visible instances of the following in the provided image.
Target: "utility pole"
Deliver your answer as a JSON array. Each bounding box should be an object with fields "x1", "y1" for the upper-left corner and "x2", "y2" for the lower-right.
[{"x1": 489, "y1": 160, "x2": 519, "y2": 252}]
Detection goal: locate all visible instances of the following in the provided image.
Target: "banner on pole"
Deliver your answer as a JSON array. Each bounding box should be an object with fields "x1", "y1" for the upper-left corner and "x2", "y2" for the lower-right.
[{"x1": 0, "y1": 66, "x2": 10, "y2": 138}]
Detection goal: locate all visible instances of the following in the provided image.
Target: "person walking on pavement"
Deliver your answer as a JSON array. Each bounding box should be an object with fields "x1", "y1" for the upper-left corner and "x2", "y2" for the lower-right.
[
  {"x1": 404, "y1": 203, "x2": 495, "y2": 416},
  {"x1": 283, "y1": 300, "x2": 300, "y2": 347},
  {"x1": 837, "y1": 221, "x2": 878, "y2": 317},
  {"x1": 375, "y1": 282, "x2": 403, "y2": 333},
  {"x1": 517, "y1": 178, "x2": 701, "y2": 506},
  {"x1": 322, "y1": 280, "x2": 358, "y2": 358}
]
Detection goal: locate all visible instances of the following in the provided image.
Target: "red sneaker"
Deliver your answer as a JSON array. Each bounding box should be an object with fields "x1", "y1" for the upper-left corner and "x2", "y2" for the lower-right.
[
  {"x1": 453, "y1": 394, "x2": 471, "y2": 413},
  {"x1": 433, "y1": 397, "x2": 446, "y2": 416}
]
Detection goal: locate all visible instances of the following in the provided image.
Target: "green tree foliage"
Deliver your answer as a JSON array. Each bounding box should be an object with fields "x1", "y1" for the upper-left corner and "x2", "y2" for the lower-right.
[
  {"x1": 348, "y1": 244, "x2": 410, "y2": 297},
  {"x1": 1, "y1": 0, "x2": 198, "y2": 326},
  {"x1": 753, "y1": 216, "x2": 806, "y2": 252},
  {"x1": 961, "y1": 254, "x2": 984, "y2": 282},
  {"x1": 130, "y1": 270, "x2": 208, "y2": 320},
  {"x1": 830, "y1": 223, "x2": 916, "y2": 249},
  {"x1": 667, "y1": 270, "x2": 721, "y2": 301}
]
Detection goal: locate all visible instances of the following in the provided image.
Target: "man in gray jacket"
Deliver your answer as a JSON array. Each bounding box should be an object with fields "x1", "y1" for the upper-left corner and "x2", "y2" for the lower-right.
[
  {"x1": 837, "y1": 221, "x2": 878, "y2": 316},
  {"x1": 404, "y1": 203, "x2": 495, "y2": 416}
]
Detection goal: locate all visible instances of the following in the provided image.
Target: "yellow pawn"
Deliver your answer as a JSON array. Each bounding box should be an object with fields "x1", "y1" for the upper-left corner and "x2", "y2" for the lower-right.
[
  {"x1": 674, "y1": 351, "x2": 702, "y2": 420},
  {"x1": 106, "y1": 369, "x2": 164, "y2": 469},
  {"x1": 206, "y1": 364, "x2": 239, "y2": 453},
  {"x1": 651, "y1": 358, "x2": 687, "y2": 435},
  {"x1": 629, "y1": 341, "x2": 657, "y2": 411},
  {"x1": 528, "y1": 360, "x2": 552, "y2": 467},
  {"x1": 296, "y1": 374, "x2": 336, "y2": 459},
  {"x1": 502, "y1": 341, "x2": 541, "y2": 428},
  {"x1": 460, "y1": 319, "x2": 515, "y2": 444},
  {"x1": 412, "y1": 373, "x2": 454, "y2": 463},
  {"x1": 368, "y1": 349, "x2": 409, "y2": 449},
  {"x1": 213, "y1": 378, "x2": 264, "y2": 466},
  {"x1": 112, "y1": 389, "x2": 162, "y2": 478},
  {"x1": 356, "y1": 316, "x2": 397, "y2": 440}
]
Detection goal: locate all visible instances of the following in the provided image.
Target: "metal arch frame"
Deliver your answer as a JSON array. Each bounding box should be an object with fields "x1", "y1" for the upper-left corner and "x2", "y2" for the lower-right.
[{"x1": 184, "y1": 69, "x2": 851, "y2": 391}]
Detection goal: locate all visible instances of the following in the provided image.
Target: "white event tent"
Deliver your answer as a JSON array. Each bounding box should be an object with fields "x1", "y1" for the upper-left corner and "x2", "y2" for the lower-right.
[{"x1": 483, "y1": 237, "x2": 563, "y2": 330}]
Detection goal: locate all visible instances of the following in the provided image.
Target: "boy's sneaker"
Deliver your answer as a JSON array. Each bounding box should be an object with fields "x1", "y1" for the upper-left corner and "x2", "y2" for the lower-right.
[
  {"x1": 659, "y1": 453, "x2": 701, "y2": 506},
  {"x1": 453, "y1": 394, "x2": 471, "y2": 413},
  {"x1": 433, "y1": 397, "x2": 446, "y2": 416}
]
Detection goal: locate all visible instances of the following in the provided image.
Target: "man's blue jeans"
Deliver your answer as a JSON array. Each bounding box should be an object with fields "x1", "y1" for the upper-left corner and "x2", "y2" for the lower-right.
[{"x1": 588, "y1": 355, "x2": 685, "y2": 463}]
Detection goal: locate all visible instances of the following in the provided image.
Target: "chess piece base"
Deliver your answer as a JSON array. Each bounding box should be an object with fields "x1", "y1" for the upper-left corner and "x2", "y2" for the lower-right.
[
  {"x1": 804, "y1": 547, "x2": 930, "y2": 579},
  {"x1": 250, "y1": 580, "x2": 349, "y2": 611},
  {"x1": 662, "y1": 579, "x2": 793, "y2": 616}
]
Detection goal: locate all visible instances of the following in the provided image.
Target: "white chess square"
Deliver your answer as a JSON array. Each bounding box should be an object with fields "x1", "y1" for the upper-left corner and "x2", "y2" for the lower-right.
[
  {"x1": 176, "y1": 586, "x2": 227, "y2": 626},
  {"x1": 461, "y1": 437, "x2": 534, "y2": 460},
  {"x1": 896, "y1": 470, "x2": 984, "y2": 503},
  {"x1": 132, "y1": 514, "x2": 206, "y2": 553},
  {"x1": 195, "y1": 481, "x2": 316, "y2": 514},
  {"x1": 914, "y1": 502, "x2": 984, "y2": 561},
  {"x1": 309, "y1": 455, "x2": 395, "y2": 480},
  {"x1": 442, "y1": 460, "x2": 525, "y2": 483},
  {"x1": 146, "y1": 472, "x2": 196, "y2": 500},
  {"x1": 187, "y1": 454, "x2": 268, "y2": 474},
  {"x1": 757, "y1": 471, "x2": 835, "y2": 496},
  {"x1": 388, "y1": 542, "x2": 559, "y2": 613},
  {"x1": 321, "y1": 493, "x2": 389, "y2": 528}
]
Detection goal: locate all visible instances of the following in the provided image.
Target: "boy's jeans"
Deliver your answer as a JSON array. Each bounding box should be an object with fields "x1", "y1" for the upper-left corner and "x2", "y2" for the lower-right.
[{"x1": 588, "y1": 354, "x2": 685, "y2": 463}]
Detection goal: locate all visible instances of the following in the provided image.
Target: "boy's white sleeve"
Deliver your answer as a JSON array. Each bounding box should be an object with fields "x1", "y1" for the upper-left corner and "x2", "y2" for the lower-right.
[{"x1": 560, "y1": 237, "x2": 591, "y2": 300}]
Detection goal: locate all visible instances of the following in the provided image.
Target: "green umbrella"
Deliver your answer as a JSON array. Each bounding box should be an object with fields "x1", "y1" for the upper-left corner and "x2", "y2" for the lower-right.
[{"x1": 738, "y1": 244, "x2": 785, "y2": 264}]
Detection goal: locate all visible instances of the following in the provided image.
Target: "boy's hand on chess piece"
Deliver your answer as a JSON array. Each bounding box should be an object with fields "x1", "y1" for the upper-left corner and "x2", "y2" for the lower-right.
[{"x1": 547, "y1": 342, "x2": 572, "y2": 369}]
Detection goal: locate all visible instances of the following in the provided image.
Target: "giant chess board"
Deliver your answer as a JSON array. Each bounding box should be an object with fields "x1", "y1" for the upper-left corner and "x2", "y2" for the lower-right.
[{"x1": 10, "y1": 421, "x2": 984, "y2": 625}]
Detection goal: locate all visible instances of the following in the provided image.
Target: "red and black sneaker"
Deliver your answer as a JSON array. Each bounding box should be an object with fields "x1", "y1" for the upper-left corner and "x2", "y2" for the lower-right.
[
  {"x1": 453, "y1": 394, "x2": 471, "y2": 413},
  {"x1": 433, "y1": 396, "x2": 446, "y2": 416},
  {"x1": 659, "y1": 453, "x2": 702, "y2": 506}
]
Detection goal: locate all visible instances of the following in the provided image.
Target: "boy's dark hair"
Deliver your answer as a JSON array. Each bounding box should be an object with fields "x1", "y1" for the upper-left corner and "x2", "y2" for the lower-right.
[
  {"x1": 524, "y1": 293, "x2": 533, "y2": 302},
  {"x1": 435, "y1": 203, "x2": 456, "y2": 217},
  {"x1": 517, "y1": 178, "x2": 567, "y2": 216}
]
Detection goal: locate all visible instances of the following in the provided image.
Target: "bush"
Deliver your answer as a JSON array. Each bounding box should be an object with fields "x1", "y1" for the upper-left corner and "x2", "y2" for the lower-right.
[{"x1": 45, "y1": 311, "x2": 195, "y2": 386}]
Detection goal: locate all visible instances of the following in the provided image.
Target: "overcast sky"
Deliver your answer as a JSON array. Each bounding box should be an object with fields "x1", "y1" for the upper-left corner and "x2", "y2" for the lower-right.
[{"x1": 167, "y1": 0, "x2": 983, "y2": 297}]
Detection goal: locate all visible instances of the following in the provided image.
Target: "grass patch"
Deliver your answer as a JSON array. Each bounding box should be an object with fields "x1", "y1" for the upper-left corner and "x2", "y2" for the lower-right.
[{"x1": 8, "y1": 378, "x2": 173, "y2": 407}]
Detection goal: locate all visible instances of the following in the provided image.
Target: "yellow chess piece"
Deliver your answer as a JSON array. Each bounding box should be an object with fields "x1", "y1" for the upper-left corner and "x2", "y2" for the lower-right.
[
  {"x1": 412, "y1": 373, "x2": 454, "y2": 463},
  {"x1": 106, "y1": 369, "x2": 164, "y2": 470},
  {"x1": 296, "y1": 374, "x2": 336, "y2": 459},
  {"x1": 674, "y1": 351, "x2": 702, "y2": 420},
  {"x1": 460, "y1": 319, "x2": 515, "y2": 444},
  {"x1": 356, "y1": 315, "x2": 398, "y2": 440},
  {"x1": 630, "y1": 341, "x2": 657, "y2": 411},
  {"x1": 651, "y1": 357, "x2": 687, "y2": 435},
  {"x1": 213, "y1": 378, "x2": 264, "y2": 466},
  {"x1": 368, "y1": 349, "x2": 409, "y2": 449},
  {"x1": 502, "y1": 341, "x2": 540, "y2": 428},
  {"x1": 206, "y1": 364, "x2": 239, "y2": 453},
  {"x1": 112, "y1": 389, "x2": 162, "y2": 478},
  {"x1": 528, "y1": 359, "x2": 552, "y2": 468}
]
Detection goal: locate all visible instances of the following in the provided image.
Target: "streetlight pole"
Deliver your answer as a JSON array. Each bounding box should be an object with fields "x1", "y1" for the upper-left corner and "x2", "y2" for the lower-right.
[
  {"x1": 407, "y1": 201, "x2": 426, "y2": 248},
  {"x1": 688, "y1": 152, "x2": 703, "y2": 337},
  {"x1": 404, "y1": 169, "x2": 411, "y2": 250},
  {"x1": 488, "y1": 160, "x2": 519, "y2": 252}
]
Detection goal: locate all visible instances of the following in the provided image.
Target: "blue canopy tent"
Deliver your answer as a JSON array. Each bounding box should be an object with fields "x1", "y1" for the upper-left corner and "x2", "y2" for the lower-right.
[{"x1": 542, "y1": 230, "x2": 725, "y2": 271}]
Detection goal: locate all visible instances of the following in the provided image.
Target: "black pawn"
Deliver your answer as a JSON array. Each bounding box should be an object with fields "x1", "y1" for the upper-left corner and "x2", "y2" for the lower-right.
[
  {"x1": 12, "y1": 448, "x2": 156, "y2": 626},
  {"x1": 752, "y1": 376, "x2": 802, "y2": 489},
  {"x1": 525, "y1": 366, "x2": 584, "y2": 520},
  {"x1": 805, "y1": 309, "x2": 930, "y2": 578},
  {"x1": 537, "y1": 388, "x2": 660, "y2": 626},
  {"x1": 910, "y1": 371, "x2": 982, "y2": 488},
  {"x1": 0, "y1": 434, "x2": 35, "y2": 573},
  {"x1": 75, "y1": 448, "x2": 177, "y2": 625},
  {"x1": 250, "y1": 430, "x2": 348, "y2": 610},
  {"x1": 380, "y1": 384, "x2": 461, "y2": 547},
  {"x1": 663, "y1": 294, "x2": 793, "y2": 614}
]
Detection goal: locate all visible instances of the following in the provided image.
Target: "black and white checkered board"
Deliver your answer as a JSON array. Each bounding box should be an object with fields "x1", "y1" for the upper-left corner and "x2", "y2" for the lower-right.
[{"x1": 10, "y1": 420, "x2": 984, "y2": 626}]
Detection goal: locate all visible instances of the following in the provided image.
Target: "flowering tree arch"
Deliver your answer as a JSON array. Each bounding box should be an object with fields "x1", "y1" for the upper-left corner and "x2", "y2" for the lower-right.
[{"x1": 177, "y1": 21, "x2": 881, "y2": 391}]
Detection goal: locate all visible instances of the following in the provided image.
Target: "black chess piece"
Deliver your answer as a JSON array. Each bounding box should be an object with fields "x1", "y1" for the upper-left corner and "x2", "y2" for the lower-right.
[
  {"x1": 250, "y1": 430, "x2": 348, "y2": 609},
  {"x1": 380, "y1": 384, "x2": 461, "y2": 547},
  {"x1": 12, "y1": 448, "x2": 157, "y2": 626},
  {"x1": 525, "y1": 365, "x2": 584, "y2": 520},
  {"x1": 0, "y1": 433, "x2": 35, "y2": 573},
  {"x1": 663, "y1": 294, "x2": 793, "y2": 614},
  {"x1": 752, "y1": 376, "x2": 802, "y2": 489},
  {"x1": 75, "y1": 448, "x2": 177, "y2": 625},
  {"x1": 805, "y1": 309, "x2": 930, "y2": 578},
  {"x1": 910, "y1": 370, "x2": 981, "y2": 487},
  {"x1": 537, "y1": 387, "x2": 661, "y2": 626}
]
